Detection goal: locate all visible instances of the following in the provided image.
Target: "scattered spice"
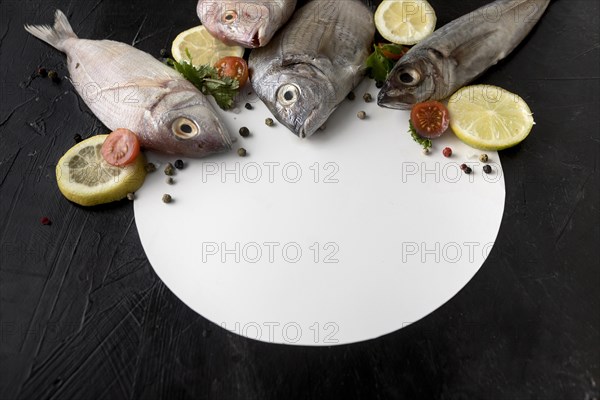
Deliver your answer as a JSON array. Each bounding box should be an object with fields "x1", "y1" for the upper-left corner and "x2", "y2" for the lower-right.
[
  {"x1": 166, "y1": 177, "x2": 174, "y2": 185},
  {"x1": 464, "y1": 166, "x2": 473, "y2": 174},
  {"x1": 48, "y1": 70, "x2": 60, "y2": 83},
  {"x1": 73, "y1": 134, "x2": 82, "y2": 143},
  {"x1": 265, "y1": 118, "x2": 274, "y2": 127},
  {"x1": 37, "y1": 67, "x2": 47, "y2": 78},
  {"x1": 145, "y1": 163, "x2": 157, "y2": 173},
  {"x1": 162, "y1": 194, "x2": 172, "y2": 204},
  {"x1": 174, "y1": 159, "x2": 184, "y2": 170},
  {"x1": 347, "y1": 91, "x2": 356, "y2": 101},
  {"x1": 244, "y1": 103, "x2": 253, "y2": 110},
  {"x1": 127, "y1": 193, "x2": 135, "y2": 201},
  {"x1": 237, "y1": 148, "x2": 247, "y2": 157},
  {"x1": 483, "y1": 164, "x2": 492, "y2": 174},
  {"x1": 479, "y1": 154, "x2": 489, "y2": 163},
  {"x1": 40, "y1": 217, "x2": 51, "y2": 225},
  {"x1": 164, "y1": 163, "x2": 175, "y2": 176},
  {"x1": 460, "y1": 163, "x2": 468, "y2": 171},
  {"x1": 239, "y1": 127, "x2": 250, "y2": 137},
  {"x1": 442, "y1": 147, "x2": 452, "y2": 158},
  {"x1": 357, "y1": 111, "x2": 367, "y2": 120},
  {"x1": 363, "y1": 93, "x2": 373, "y2": 103}
]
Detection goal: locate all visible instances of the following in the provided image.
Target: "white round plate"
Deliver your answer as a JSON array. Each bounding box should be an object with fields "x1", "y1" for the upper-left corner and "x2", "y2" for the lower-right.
[{"x1": 135, "y1": 79, "x2": 505, "y2": 346}]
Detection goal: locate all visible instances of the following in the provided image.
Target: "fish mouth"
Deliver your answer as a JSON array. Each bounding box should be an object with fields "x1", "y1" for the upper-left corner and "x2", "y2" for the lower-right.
[{"x1": 377, "y1": 87, "x2": 413, "y2": 110}]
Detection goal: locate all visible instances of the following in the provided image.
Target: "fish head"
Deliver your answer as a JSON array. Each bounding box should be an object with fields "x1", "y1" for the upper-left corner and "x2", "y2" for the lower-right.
[
  {"x1": 149, "y1": 90, "x2": 232, "y2": 157},
  {"x1": 197, "y1": 1, "x2": 280, "y2": 48},
  {"x1": 377, "y1": 54, "x2": 438, "y2": 110},
  {"x1": 260, "y1": 65, "x2": 336, "y2": 137}
]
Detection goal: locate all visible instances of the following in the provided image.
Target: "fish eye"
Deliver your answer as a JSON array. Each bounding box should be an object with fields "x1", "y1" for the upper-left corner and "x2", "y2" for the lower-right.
[
  {"x1": 222, "y1": 10, "x2": 237, "y2": 24},
  {"x1": 277, "y1": 84, "x2": 300, "y2": 106},
  {"x1": 399, "y1": 69, "x2": 421, "y2": 86},
  {"x1": 172, "y1": 117, "x2": 199, "y2": 139}
]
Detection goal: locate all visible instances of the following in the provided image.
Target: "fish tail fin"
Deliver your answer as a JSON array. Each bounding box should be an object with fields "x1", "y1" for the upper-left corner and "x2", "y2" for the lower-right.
[{"x1": 24, "y1": 10, "x2": 77, "y2": 52}]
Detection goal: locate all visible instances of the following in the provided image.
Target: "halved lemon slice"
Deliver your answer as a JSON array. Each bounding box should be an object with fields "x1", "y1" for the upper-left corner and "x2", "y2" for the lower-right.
[
  {"x1": 374, "y1": 0, "x2": 437, "y2": 45},
  {"x1": 447, "y1": 85, "x2": 535, "y2": 151},
  {"x1": 56, "y1": 135, "x2": 147, "y2": 206},
  {"x1": 171, "y1": 26, "x2": 244, "y2": 67}
]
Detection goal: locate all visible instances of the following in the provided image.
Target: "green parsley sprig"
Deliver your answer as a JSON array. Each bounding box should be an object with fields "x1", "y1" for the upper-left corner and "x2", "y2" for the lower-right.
[
  {"x1": 408, "y1": 120, "x2": 432, "y2": 151},
  {"x1": 168, "y1": 50, "x2": 239, "y2": 110},
  {"x1": 365, "y1": 43, "x2": 408, "y2": 82}
]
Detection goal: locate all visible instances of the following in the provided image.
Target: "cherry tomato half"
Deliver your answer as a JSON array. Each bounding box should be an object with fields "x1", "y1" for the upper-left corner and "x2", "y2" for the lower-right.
[
  {"x1": 410, "y1": 101, "x2": 450, "y2": 139},
  {"x1": 377, "y1": 43, "x2": 408, "y2": 61},
  {"x1": 214, "y1": 56, "x2": 249, "y2": 87},
  {"x1": 101, "y1": 128, "x2": 141, "y2": 167}
]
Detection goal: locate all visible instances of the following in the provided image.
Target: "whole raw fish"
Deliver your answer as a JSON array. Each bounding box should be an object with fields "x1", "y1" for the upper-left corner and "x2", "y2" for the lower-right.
[
  {"x1": 249, "y1": 0, "x2": 375, "y2": 137},
  {"x1": 378, "y1": 0, "x2": 551, "y2": 109},
  {"x1": 197, "y1": 0, "x2": 297, "y2": 48},
  {"x1": 25, "y1": 10, "x2": 231, "y2": 157}
]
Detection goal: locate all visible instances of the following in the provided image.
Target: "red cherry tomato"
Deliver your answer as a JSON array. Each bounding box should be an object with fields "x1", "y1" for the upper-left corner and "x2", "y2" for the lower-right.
[
  {"x1": 214, "y1": 56, "x2": 249, "y2": 87},
  {"x1": 410, "y1": 101, "x2": 450, "y2": 138},
  {"x1": 377, "y1": 43, "x2": 407, "y2": 61},
  {"x1": 101, "y1": 128, "x2": 141, "y2": 167}
]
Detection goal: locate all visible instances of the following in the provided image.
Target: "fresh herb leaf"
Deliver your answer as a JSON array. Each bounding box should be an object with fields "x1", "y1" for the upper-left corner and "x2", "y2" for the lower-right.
[
  {"x1": 366, "y1": 44, "x2": 395, "y2": 82},
  {"x1": 408, "y1": 120, "x2": 432, "y2": 150},
  {"x1": 168, "y1": 53, "x2": 240, "y2": 110}
]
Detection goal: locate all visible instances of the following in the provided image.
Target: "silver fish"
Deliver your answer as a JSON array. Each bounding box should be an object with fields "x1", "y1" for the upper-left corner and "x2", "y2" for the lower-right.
[
  {"x1": 249, "y1": 0, "x2": 375, "y2": 137},
  {"x1": 197, "y1": 0, "x2": 297, "y2": 48},
  {"x1": 378, "y1": 0, "x2": 551, "y2": 109},
  {"x1": 25, "y1": 10, "x2": 231, "y2": 157}
]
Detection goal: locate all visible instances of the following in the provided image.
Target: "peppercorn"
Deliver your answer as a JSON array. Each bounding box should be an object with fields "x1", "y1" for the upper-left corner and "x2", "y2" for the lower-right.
[
  {"x1": 164, "y1": 163, "x2": 175, "y2": 176},
  {"x1": 40, "y1": 217, "x2": 51, "y2": 225},
  {"x1": 238, "y1": 148, "x2": 247, "y2": 157},
  {"x1": 174, "y1": 159, "x2": 184, "y2": 170},
  {"x1": 357, "y1": 111, "x2": 366, "y2": 120},
  {"x1": 48, "y1": 70, "x2": 60, "y2": 83},
  {"x1": 442, "y1": 147, "x2": 452, "y2": 157},
  {"x1": 479, "y1": 154, "x2": 489, "y2": 163},
  {"x1": 375, "y1": 81, "x2": 384, "y2": 88},
  {"x1": 127, "y1": 193, "x2": 135, "y2": 201},
  {"x1": 239, "y1": 127, "x2": 250, "y2": 137},
  {"x1": 483, "y1": 165, "x2": 492, "y2": 174},
  {"x1": 244, "y1": 103, "x2": 253, "y2": 110},
  {"x1": 464, "y1": 166, "x2": 473, "y2": 174},
  {"x1": 265, "y1": 118, "x2": 274, "y2": 127},
  {"x1": 37, "y1": 67, "x2": 48, "y2": 77},
  {"x1": 162, "y1": 194, "x2": 172, "y2": 204},
  {"x1": 460, "y1": 163, "x2": 468, "y2": 171},
  {"x1": 145, "y1": 163, "x2": 157, "y2": 173},
  {"x1": 166, "y1": 177, "x2": 174, "y2": 185},
  {"x1": 73, "y1": 134, "x2": 82, "y2": 143},
  {"x1": 363, "y1": 93, "x2": 373, "y2": 103},
  {"x1": 347, "y1": 91, "x2": 356, "y2": 101}
]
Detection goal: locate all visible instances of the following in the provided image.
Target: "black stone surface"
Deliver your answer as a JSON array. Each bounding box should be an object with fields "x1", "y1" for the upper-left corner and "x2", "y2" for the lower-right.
[{"x1": 1, "y1": 0, "x2": 599, "y2": 399}]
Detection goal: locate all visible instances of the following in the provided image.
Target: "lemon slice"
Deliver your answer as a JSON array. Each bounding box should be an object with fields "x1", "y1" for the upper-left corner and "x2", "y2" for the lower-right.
[
  {"x1": 374, "y1": 0, "x2": 437, "y2": 45},
  {"x1": 56, "y1": 135, "x2": 147, "y2": 206},
  {"x1": 171, "y1": 26, "x2": 244, "y2": 67},
  {"x1": 447, "y1": 85, "x2": 535, "y2": 151}
]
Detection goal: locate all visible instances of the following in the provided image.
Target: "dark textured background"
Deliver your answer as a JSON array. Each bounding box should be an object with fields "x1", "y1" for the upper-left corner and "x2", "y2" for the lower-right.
[{"x1": 1, "y1": 0, "x2": 599, "y2": 399}]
